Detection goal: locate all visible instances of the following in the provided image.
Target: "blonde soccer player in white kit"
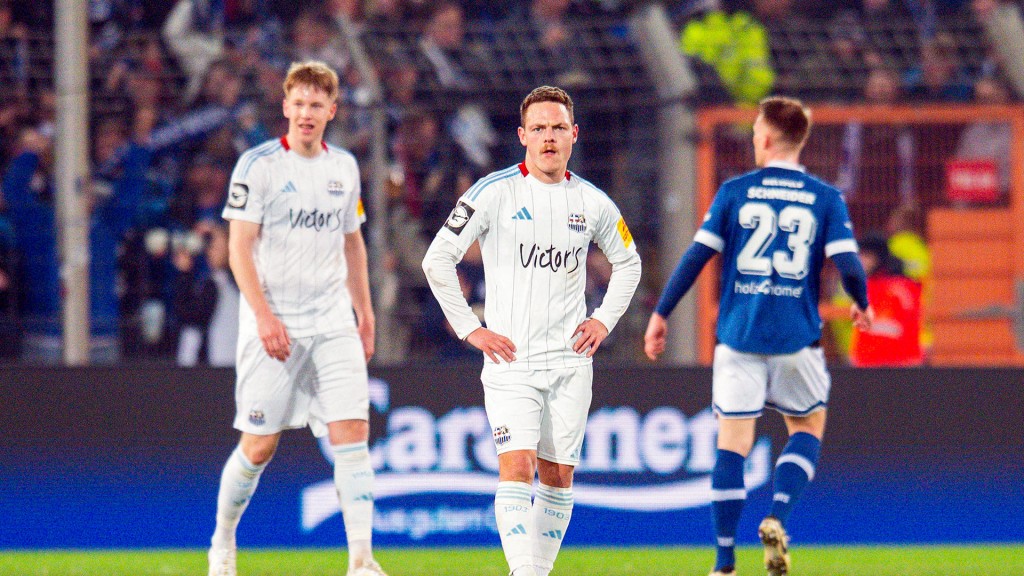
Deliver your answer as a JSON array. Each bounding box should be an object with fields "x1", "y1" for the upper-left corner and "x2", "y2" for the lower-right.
[
  {"x1": 422, "y1": 86, "x2": 641, "y2": 576},
  {"x1": 208, "y1": 61, "x2": 386, "y2": 576}
]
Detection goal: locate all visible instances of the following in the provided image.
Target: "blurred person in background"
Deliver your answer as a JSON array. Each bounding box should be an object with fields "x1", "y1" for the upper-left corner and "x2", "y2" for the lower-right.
[
  {"x1": 1, "y1": 116, "x2": 150, "y2": 364},
  {"x1": 955, "y1": 74, "x2": 1013, "y2": 198},
  {"x1": 903, "y1": 33, "x2": 974, "y2": 102},
  {"x1": 885, "y1": 204, "x2": 931, "y2": 357},
  {"x1": 172, "y1": 222, "x2": 239, "y2": 367},
  {"x1": 849, "y1": 232, "x2": 923, "y2": 367}
]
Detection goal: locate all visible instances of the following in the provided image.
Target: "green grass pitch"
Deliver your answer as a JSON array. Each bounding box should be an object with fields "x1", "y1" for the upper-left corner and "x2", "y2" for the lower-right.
[{"x1": 2, "y1": 546, "x2": 1021, "y2": 575}]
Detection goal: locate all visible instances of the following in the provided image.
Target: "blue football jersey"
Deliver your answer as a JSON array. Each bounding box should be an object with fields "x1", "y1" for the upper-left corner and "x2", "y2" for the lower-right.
[{"x1": 696, "y1": 162, "x2": 858, "y2": 354}]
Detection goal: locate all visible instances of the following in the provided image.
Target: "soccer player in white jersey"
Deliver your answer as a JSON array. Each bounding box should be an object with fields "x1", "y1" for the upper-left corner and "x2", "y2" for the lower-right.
[
  {"x1": 208, "y1": 61, "x2": 386, "y2": 576},
  {"x1": 644, "y1": 96, "x2": 874, "y2": 576},
  {"x1": 422, "y1": 86, "x2": 641, "y2": 576}
]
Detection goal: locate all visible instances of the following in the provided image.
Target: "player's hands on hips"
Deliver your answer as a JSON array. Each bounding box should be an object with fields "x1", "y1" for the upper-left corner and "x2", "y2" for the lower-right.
[
  {"x1": 465, "y1": 327, "x2": 517, "y2": 364},
  {"x1": 644, "y1": 313, "x2": 668, "y2": 361},
  {"x1": 572, "y1": 318, "x2": 609, "y2": 358},
  {"x1": 256, "y1": 310, "x2": 291, "y2": 361},
  {"x1": 851, "y1": 304, "x2": 874, "y2": 332}
]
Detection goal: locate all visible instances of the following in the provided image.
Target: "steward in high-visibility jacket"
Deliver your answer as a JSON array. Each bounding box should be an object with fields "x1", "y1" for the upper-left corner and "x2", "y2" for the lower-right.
[{"x1": 680, "y1": 10, "x2": 775, "y2": 106}]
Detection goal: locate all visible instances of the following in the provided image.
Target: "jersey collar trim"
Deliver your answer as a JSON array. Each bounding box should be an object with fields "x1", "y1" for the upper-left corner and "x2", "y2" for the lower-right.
[
  {"x1": 765, "y1": 160, "x2": 805, "y2": 172},
  {"x1": 280, "y1": 136, "x2": 329, "y2": 152},
  {"x1": 517, "y1": 162, "x2": 571, "y2": 181}
]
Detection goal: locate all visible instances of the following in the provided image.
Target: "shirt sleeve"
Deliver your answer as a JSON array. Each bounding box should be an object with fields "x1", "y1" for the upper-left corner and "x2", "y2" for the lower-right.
[
  {"x1": 693, "y1": 185, "x2": 730, "y2": 252},
  {"x1": 433, "y1": 190, "x2": 490, "y2": 254},
  {"x1": 222, "y1": 152, "x2": 266, "y2": 224},
  {"x1": 342, "y1": 156, "x2": 364, "y2": 233},
  {"x1": 824, "y1": 193, "x2": 858, "y2": 257},
  {"x1": 589, "y1": 198, "x2": 641, "y2": 334},
  {"x1": 421, "y1": 235, "x2": 483, "y2": 340}
]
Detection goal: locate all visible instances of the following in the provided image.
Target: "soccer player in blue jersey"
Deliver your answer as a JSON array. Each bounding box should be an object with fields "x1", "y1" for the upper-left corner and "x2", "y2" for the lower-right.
[{"x1": 644, "y1": 96, "x2": 874, "y2": 576}]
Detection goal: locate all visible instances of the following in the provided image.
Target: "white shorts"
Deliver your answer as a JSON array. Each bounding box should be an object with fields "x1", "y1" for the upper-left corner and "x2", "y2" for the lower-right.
[
  {"x1": 712, "y1": 343, "x2": 830, "y2": 418},
  {"x1": 481, "y1": 364, "x2": 593, "y2": 466},
  {"x1": 233, "y1": 332, "x2": 369, "y2": 437}
]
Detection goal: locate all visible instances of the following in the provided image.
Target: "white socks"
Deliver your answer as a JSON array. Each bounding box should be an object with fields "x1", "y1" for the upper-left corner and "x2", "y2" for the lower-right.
[
  {"x1": 495, "y1": 481, "x2": 536, "y2": 575},
  {"x1": 211, "y1": 448, "x2": 267, "y2": 549},
  {"x1": 531, "y1": 483, "x2": 573, "y2": 576},
  {"x1": 333, "y1": 442, "x2": 375, "y2": 570}
]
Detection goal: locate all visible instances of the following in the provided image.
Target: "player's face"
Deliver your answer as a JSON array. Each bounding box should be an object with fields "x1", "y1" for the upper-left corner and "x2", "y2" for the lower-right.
[
  {"x1": 518, "y1": 101, "x2": 578, "y2": 184},
  {"x1": 283, "y1": 83, "x2": 337, "y2": 150},
  {"x1": 752, "y1": 114, "x2": 770, "y2": 167}
]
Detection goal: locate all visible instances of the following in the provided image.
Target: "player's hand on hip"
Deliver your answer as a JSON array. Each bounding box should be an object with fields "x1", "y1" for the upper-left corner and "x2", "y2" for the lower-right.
[
  {"x1": 851, "y1": 304, "x2": 874, "y2": 332},
  {"x1": 465, "y1": 327, "x2": 517, "y2": 364},
  {"x1": 643, "y1": 313, "x2": 668, "y2": 361},
  {"x1": 572, "y1": 318, "x2": 608, "y2": 358},
  {"x1": 256, "y1": 312, "x2": 291, "y2": 361}
]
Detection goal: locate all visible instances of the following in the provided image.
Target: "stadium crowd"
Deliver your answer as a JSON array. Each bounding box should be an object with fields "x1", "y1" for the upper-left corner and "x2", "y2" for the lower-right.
[{"x1": 0, "y1": 0, "x2": 1020, "y2": 365}]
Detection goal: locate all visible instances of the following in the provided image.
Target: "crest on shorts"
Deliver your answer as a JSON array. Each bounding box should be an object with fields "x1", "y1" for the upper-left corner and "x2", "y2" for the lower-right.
[
  {"x1": 327, "y1": 180, "x2": 345, "y2": 196},
  {"x1": 249, "y1": 409, "x2": 266, "y2": 426},
  {"x1": 492, "y1": 425, "x2": 511, "y2": 446}
]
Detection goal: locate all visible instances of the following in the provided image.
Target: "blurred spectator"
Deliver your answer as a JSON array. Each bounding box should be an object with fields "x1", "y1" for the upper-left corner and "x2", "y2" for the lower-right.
[
  {"x1": 497, "y1": 0, "x2": 593, "y2": 88},
  {"x1": 885, "y1": 203, "x2": 932, "y2": 356},
  {"x1": 413, "y1": 3, "x2": 487, "y2": 94},
  {"x1": 972, "y1": 0, "x2": 1024, "y2": 98},
  {"x1": 849, "y1": 233, "x2": 924, "y2": 367},
  {"x1": 172, "y1": 222, "x2": 238, "y2": 367},
  {"x1": 837, "y1": 65, "x2": 918, "y2": 230},
  {"x1": 679, "y1": 7, "x2": 775, "y2": 105},
  {"x1": 903, "y1": 33, "x2": 974, "y2": 101},
  {"x1": 2, "y1": 119, "x2": 150, "y2": 364},
  {"x1": 162, "y1": 0, "x2": 225, "y2": 102},
  {"x1": 954, "y1": 74, "x2": 1013, "y2": 196},
  {"x1": 290, "y1": 8, "x2": 350, "y2": 75}
]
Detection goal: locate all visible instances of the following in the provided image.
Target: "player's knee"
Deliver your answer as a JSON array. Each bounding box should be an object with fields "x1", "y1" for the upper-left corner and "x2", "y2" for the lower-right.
[
  {"x1": 498, "y1": 451, "x2": 537, "y2": 482},
  {"x1": 240, "y1": 435, "x2": 279, "y2": 466},
  {"x1": 537, "y1": 460, "x2": 574, "y2": 488}
]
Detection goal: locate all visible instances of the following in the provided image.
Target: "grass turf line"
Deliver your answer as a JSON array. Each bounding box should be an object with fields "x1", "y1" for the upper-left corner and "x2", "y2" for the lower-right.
[{"x1": 1, "y1": 545, "x2": 1021, "y2": 575}]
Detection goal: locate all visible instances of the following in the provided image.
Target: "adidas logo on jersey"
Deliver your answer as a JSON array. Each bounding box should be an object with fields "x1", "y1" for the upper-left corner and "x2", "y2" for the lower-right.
[
  {"x1": 511, "y1": 207, "x2": 533, "y2": 220},
  {"x1": 281, "y1": 181, "x2": 297, "y2": 194}
]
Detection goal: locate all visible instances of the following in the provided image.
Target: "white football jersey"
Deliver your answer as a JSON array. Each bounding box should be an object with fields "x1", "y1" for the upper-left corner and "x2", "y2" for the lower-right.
[
  {"x1": 222, "y1": 137, "x2": 365, "y2": 338},
  {"x1": 430, "y1": 163, "x2": 640, "y2": 371}
]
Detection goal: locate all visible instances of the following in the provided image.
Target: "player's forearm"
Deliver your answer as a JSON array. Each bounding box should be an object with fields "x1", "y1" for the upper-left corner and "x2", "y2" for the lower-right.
[
  {"x1": 832, "y1": 251, "x2": 870, "y2": 310},
  {"x1": 421, "y1": 237, "x2": 481, "y2": 340},
  {"x1": 591, "y1": 251, "x2": 641, "y2": 334},
  {"x1": 228, "y1": 226, "x2": 273, "y2": 318},
  {"x1": 654, "y1": 242, "x2": 717, "y2": 318}
]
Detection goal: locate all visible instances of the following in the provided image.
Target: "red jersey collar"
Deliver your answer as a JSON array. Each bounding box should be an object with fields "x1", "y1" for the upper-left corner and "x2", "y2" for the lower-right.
[
  {"x1": 280, "y1": 136, "x2": 328, "y2": 152},
  {"x1": 518, "y1": 162, "x2": 571, "y2": 181}
]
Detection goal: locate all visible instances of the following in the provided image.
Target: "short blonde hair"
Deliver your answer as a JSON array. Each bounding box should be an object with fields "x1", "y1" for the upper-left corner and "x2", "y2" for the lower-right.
[{"x1": 283, "y1": 61, "x2": 340, "y2": 102}]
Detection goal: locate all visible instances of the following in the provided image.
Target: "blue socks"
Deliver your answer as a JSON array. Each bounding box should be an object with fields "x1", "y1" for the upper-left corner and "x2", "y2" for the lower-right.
[
  {"x1": 711, "y1": 449, "x2": 746, "y2": 572},
  {"x1": 770, "y1": 432, "x2": 821, "y2": 525}
]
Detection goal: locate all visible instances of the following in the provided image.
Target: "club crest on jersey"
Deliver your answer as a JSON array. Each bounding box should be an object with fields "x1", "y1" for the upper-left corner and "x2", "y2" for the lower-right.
[
  {"x1": 228, "y1": 183, "x2": 249, "y2": 209},
  {"x1": 444, "y1": 201, "x2": 475, "y2": 235},
  {"x1": 327, "y1": 180, "x2": 345, "y2": 196},
  {"x1": 493, "y1": 425, "x2": 511, "y2": 446},
  {"x1": 567, "y1": 213, "x2": 586, "y2": 233}
]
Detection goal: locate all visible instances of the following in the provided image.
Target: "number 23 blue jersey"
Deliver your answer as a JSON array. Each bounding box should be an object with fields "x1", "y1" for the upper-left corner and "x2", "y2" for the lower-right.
[{"x1": 696, "y1": 163, "x2": 858, "y2": 354}]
